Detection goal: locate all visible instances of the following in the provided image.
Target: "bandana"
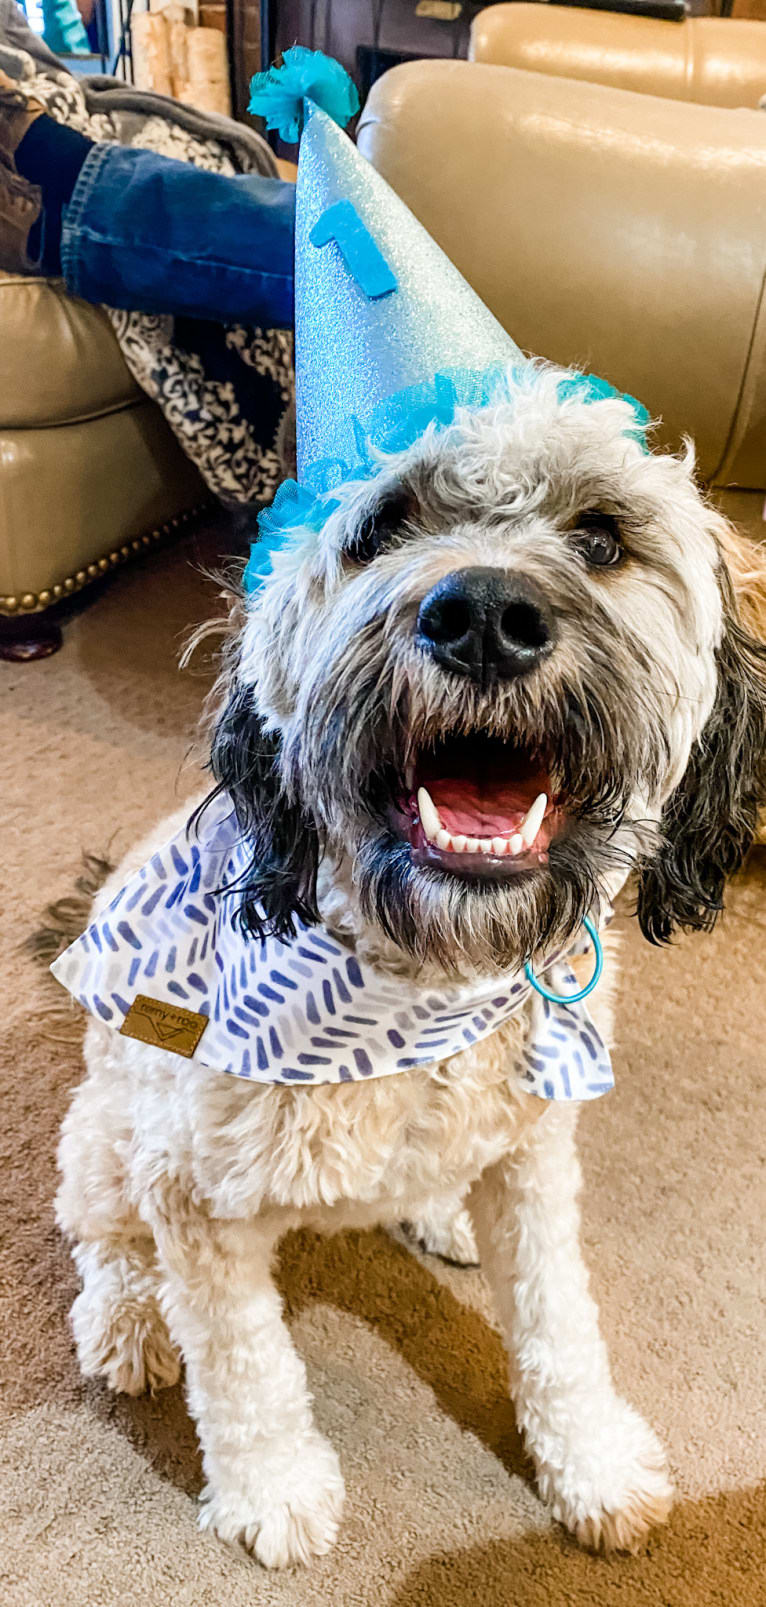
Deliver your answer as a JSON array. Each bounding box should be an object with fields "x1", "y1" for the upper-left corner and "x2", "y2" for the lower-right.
[{"x1": 51, "y1": 793, "x2": 613, "y2": 1101}]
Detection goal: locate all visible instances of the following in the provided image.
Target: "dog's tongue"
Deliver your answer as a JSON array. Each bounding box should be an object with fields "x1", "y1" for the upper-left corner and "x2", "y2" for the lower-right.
[{"x1": 424, "y1": 765, "x2": 548, "y2": 838}]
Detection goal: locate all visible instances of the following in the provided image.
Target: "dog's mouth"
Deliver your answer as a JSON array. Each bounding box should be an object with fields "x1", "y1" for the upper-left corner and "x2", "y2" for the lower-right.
[{"x1": 393, "y1": 733, "x2": 566, "y2": 880}]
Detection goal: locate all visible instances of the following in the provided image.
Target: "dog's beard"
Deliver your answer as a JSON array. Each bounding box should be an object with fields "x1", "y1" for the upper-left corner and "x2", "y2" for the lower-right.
[
  {"x1": 288, "y1": 670, "x2": 665, "y2": 976},
  {"x1": 349, "y1": 804, "x2": 641, "y2": 976}
]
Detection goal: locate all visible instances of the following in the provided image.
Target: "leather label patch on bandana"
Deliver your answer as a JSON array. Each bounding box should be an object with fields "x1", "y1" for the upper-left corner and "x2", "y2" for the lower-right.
[{"x1": 119, "y1": 994, "x2": 209, "y2": 1058}]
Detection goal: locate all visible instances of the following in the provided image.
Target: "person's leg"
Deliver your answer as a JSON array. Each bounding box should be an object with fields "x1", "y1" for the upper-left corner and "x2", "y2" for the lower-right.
[
  {"x1": 60, "y1": 143, "x2": 295, "y2": 328},
  {"x1": 12, "y1": 104, "x2": 93, "y2": 273},
  {"x1": 1, "y1": 80, "x2": 294, "y2": 328}
]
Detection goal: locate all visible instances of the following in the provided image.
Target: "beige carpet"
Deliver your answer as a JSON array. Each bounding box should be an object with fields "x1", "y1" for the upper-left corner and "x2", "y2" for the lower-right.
[{"x1": 2, "y1": 524, "x2": 766, "y2": 1607}]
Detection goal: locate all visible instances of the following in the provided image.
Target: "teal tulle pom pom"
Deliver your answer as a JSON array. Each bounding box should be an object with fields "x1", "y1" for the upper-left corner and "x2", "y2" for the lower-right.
[{"x1": 249, "y1": 48, "x2": 360, "y2": 144}]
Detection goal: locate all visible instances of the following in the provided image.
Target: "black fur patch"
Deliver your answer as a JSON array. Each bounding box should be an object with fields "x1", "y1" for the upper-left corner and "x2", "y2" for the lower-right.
[
  {"x1": 344, "y1": 486, "x2": 417, "y2": 565},
  {"x1": 638, "y1": 571, "x2": 766, "y2": 942},
  {"x1": 203, "y1": 683, "x2": 320, "y2": 940}
]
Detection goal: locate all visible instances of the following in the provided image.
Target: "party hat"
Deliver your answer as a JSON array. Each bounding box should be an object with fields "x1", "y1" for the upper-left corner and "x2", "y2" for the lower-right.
[{"x1": 247, "y1": 50, "x2": 648, "y2": 585}]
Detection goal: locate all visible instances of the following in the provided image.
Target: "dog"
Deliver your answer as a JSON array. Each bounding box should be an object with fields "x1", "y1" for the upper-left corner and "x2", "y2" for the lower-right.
[{"x1": 55, "y1": 368, "x2": 766, "y2": 1568}]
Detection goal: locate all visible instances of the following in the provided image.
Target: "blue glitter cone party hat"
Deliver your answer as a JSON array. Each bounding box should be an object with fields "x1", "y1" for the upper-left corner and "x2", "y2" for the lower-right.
[
  {"x1": 248, "y1": 50, "x2": 649, "y2": 588},
  {"x1": 247, "y1": 49, "x2": 524, "y2": 567}
]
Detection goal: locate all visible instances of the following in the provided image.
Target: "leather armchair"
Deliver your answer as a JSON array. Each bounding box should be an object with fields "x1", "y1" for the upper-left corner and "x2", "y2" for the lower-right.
[
  {"x1": 470, "y1": 6, "x2": 766, "y2": 110},
  {"x1": 0, "y1": 271, "x2": 209, "y2": 660},
  {"x1": 357, "y1": 57, "x2": 766, "y2": 542}
]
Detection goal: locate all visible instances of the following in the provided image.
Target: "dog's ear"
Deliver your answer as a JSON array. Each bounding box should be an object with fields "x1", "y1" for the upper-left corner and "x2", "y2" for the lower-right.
[
  {"x1": 206, "y1": 681, "x2": 320, "y2": 940},
  {"x1": 637, "y1": 567, "x2": 766, "y2": 943}
]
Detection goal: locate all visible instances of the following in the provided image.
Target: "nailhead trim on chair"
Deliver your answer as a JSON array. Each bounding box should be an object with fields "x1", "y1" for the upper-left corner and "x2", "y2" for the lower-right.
[{"x1": 0, "y1": 501, "x2": 216, "y2": 616}]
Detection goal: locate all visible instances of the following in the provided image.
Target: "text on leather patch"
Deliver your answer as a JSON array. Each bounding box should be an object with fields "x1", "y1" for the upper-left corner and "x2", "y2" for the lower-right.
[{"x1": 119, "y1": 994, "x2": 209, "y2": 1058}]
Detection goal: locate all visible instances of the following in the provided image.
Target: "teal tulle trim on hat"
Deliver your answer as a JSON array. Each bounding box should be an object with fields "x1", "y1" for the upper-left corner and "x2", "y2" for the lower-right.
[
  {"x1": 304, "y1": 365, "x2": 518, "y2": 496},
  {"x1": 244, "y1": 365, "x2": 650, "y2": 592},
  {"x1": 244, "y1": 366, "x2": 515, "y2": 592},
  {"x1": 248, "y1": 48, "x2": 360, "y2": 144},
  {"x1": 244, "y1": 483, "x2": 341, "y2": 592},
  {"x1": 557, "y1": 372, "x2": 650, "y2": 443}
]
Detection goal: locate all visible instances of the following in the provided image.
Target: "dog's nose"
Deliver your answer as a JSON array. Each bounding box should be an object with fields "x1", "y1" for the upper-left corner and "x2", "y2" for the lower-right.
[{"x1": 417, "y1": 567, "x2": 556, "y2": 683}]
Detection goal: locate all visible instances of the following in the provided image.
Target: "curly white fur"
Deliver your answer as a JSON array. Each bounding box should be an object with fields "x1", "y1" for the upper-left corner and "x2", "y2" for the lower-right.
[{"x1": 56, "y1": 372, "x2": 766, "y2": 1567}]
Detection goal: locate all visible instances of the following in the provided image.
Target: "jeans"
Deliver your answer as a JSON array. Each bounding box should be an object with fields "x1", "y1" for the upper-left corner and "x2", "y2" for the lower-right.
[{"x1": 61, "y1": 144, "x2": 296, "y2": 329}]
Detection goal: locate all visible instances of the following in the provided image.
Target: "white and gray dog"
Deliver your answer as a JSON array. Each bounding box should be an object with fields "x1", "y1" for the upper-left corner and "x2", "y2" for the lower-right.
[{"x1": 56, "y1": 368, "x2": 766, "y2": 1566}]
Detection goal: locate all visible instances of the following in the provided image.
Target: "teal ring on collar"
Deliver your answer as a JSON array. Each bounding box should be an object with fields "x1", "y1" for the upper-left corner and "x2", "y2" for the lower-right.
[{"x1": 525, "y1": 916, "x2": 603, "y2": 1005}]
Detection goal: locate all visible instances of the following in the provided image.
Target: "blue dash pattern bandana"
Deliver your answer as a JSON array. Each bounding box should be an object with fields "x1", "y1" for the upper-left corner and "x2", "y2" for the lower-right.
[{"x1": 51, "y1": 792, "x2": 613, "y2": 1101}]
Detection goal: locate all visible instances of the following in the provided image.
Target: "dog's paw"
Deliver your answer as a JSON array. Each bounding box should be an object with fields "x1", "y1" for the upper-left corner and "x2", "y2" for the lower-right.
[
  {"x1": 401, "y1": 1205, "x2": 480, "y2": 1267},
  {"x1": 199, "y1": 1433, "x2": 345, "y2": 1569},
  {"x1": 538, "y1": 1401, "x2": 673, "y2": 1554},
  {"x1": 71, "y1": 1278, "x2": 180, "y2": 1396}
]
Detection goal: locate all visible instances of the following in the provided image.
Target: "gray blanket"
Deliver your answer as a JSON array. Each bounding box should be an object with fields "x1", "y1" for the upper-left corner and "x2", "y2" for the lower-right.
[{"x1": 1, "y1": 0, "x2": 293, "y2": 506}]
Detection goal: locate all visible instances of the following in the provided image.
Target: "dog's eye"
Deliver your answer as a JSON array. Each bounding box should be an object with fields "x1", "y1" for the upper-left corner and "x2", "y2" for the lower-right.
[
  {"x1": 345, "y1": 489, "x2": 416, "y2": 565},
  {"x1": 568, "y1": 512, "x2": 623, "y2": 568}
]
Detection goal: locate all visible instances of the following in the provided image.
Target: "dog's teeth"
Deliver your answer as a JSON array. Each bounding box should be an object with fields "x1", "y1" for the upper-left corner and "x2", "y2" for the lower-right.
[
  {"x1": 414, "y1": 787, "x2": 548, "y2": 860},
  {"x1": 417, "y1": 786, "x2": 442, "y2": 844},
  {"x1": 520, "y1": 793, "x2": 548, "y2": 849}
]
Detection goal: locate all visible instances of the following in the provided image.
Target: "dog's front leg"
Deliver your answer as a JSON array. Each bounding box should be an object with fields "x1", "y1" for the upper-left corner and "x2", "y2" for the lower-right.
[
  {"x1": 148, "y1": 1198, "x2": 345, "y2": 1568},
  {"x1": 469, "y1": 1105, "x2": 673, "y2": 1552}
]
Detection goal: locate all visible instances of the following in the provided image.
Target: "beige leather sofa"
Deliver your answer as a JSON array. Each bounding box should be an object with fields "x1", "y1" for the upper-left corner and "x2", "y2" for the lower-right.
[
  {"x1": 0, "y1": 271, "x2": 208, "y2": 660},
  {"x1": 471, "y1": 6, "x2": 766, "y2": 109},
  {"x1": 357, "y1": 54, "x2": 766, "y2": 543}
]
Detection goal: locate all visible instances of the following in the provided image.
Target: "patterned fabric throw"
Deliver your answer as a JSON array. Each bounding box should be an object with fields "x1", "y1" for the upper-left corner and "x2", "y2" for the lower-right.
[{"x1": 51, "y1": 793, "x2": 614, "y2": 1101}]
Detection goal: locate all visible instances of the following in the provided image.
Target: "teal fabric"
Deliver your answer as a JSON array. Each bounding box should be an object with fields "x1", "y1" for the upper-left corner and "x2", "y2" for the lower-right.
[
  {"x1": 558, "y1": 372, "x2": 650, "y2": 444},
  {"x1": 310, "y1": 200, "x2": 398, "y2": 301},
  {"x1": 249, "y1": 46, "x2": 359, "y2": 143},
  {"x1": 41, "y1": 0, "x2": 89, "y2": 55},
  {"x1": 246, "y1": 365, "x2": 650, "y2": 592}
]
